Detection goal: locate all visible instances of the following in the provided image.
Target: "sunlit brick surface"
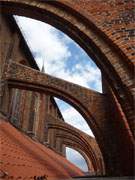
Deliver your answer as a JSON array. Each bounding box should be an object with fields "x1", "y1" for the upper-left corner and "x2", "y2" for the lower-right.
[
  {"x1": 0, "y1": 119, "x2": 83, "y2": 179},
  {"x1": 0, "y1": 0, "x2": 134, "y2": 176}
]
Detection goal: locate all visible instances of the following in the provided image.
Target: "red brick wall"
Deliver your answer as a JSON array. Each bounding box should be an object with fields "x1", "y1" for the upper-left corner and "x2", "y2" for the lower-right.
[
  {"x1": 102, "y1": 78, "x2": 134, "y2": 175},
  {"x1": 0, "y1": 15, "x2": 65, "y2": 143},
  {"x1": 0, "y1": 1, "x2": 134, "y2": 176}
]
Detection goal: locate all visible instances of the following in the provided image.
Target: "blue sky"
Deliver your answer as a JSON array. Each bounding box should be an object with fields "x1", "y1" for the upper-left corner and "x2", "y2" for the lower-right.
[
  {"x1": 66, "y1": 147, "x2": 88, "y2": 172},
  {"x1": 15, "y1": 16, "x2": 102, "y2": 172}
]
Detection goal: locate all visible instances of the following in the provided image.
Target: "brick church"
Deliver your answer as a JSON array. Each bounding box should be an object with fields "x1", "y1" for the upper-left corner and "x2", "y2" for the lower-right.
[{"x1": 0, "y1": 0, "x2": 134, "y2": 179}]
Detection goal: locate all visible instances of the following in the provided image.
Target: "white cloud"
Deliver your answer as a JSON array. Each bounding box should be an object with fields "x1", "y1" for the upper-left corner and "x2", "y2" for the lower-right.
[
  {"x1": 15, "y1": 15, "x2": 102, "y2": 92},
  {"x1": 15, "y1": 16, "x2": 71, "y2": 71}
]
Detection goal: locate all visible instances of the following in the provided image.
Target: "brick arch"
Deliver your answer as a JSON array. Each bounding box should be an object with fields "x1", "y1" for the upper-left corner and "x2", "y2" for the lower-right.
[
  {"x1": 65, "y1": 146, "x2": 92, "y2": 173},
  {"x1": 61, "y1": 140, "x2": 92, "y2": 173},
  {"x1": 47, "y1": 121, "x2": 104, "y2": 175},
  {"x1": 3, "y1": 61, "x2": 108, "y2": 173},
  {"x1": 57, "y1": 137, "x2": 101, "y2": 175},
  {"x1": 3, "y1": 62, "x2": 134, "y2": 176},
  {"x1": 1, "y1": 0, "x2": 134, "y2": 176},
  {"x1": 4, "y1": 61, "x2": 105, "y2": 140},
  {"x1": 1, "y1": 0, "x2": 134, "y2": 136}
]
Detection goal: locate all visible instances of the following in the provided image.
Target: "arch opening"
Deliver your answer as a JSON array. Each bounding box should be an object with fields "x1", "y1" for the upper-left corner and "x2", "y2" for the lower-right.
[
  {"x1": 14, "y1": 15, "x2": 102, "y2": 93},
  {"x1": 66, "y1": 147, "x2": 89, "y2": 173},
  {"x1": 54, "y1": 97, "x2": 94, "y2": 137}
]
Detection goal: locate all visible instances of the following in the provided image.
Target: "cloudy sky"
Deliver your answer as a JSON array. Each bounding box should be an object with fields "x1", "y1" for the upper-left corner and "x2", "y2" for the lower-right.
[{"x1": 15, "y1": 16, "x2": 102, "y2": 172}]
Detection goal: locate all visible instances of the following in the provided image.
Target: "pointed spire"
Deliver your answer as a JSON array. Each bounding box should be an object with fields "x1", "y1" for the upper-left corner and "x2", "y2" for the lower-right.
[{"x1": 41, "y1": 59, "x2": 45, "y2": 73}]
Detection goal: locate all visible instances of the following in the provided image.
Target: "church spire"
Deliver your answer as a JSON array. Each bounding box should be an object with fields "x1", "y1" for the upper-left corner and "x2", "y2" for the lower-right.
[{"x1": 41, "y1": 59, "x2": 45, "y2": 73}]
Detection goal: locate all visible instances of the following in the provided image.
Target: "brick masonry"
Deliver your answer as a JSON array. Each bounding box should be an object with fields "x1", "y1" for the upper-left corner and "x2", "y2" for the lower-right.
[{"x1": 0, "y1": 0, "x2": 134, "y2": 176}]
